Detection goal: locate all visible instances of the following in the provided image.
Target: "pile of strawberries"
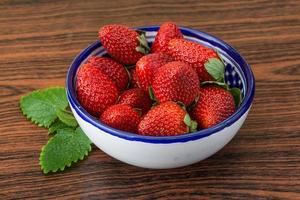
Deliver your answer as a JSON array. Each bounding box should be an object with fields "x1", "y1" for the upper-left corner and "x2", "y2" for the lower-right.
[{"x1": 76, "y1": 22, "x2": 240, "y2": 136}]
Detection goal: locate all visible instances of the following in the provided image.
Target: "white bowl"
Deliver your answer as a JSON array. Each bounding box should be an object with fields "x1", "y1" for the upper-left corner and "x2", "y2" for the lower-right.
[{"x1": 66, "y1": 26, "x2": 255, "y2": 169}]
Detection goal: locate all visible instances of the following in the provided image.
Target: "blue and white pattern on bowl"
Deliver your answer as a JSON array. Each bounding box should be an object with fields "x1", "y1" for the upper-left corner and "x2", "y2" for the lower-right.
[{"x1": 66, "y1": 26, "x2": 255, "y2": 169}]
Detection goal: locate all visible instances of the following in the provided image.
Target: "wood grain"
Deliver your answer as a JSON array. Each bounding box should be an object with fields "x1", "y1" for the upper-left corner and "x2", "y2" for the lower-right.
[{"x1": 0, "y1": 0, "x2": 300, "y2": 199}]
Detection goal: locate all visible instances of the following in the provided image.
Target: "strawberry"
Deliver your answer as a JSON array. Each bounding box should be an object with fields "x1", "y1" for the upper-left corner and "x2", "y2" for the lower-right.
[
  {"x1": 87, "y1": 56, "x2": 129, "y2": 90},
  {"x1": 151, "y1": 22, "x2": 183, "y2": 54},
  {"x1": 129, "y1": 68, "x2": 140, "y2": 88},
  {"x1": 76, "y1": 63, "x2": 118, "y2": 117},
  {"x1": 192, "y1": 85, "x2": 236, "y2": 129},
  {"x1": 138, "y1": 101, "x2": 197, "y2": 136},
  {"x1": 100, "y1": 104, "x2": 140, "y2": 133},
  {"x1": 118, "y1": 88, "x2": 152, "y2": 114},
  {"x1": 136, "y1": 53, "x2": 173, "y2": 92},
  {"x1": 99, "y1": 24, "x2": 150, "y2": 65},
  {"x1": 152, "y1": 61, "x2": 200, "y2": 106},
  {"x1": 168, "y1": 38, "x2": 220, "y2": 82}
]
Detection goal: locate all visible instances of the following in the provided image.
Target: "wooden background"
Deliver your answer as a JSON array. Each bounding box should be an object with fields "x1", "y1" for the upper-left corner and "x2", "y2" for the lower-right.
[{"x1": 1, "y1": 0, "x2": 300, "y2": 199}]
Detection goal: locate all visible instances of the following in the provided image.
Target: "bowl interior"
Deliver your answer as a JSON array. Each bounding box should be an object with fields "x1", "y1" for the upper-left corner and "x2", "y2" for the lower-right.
[{"x1": 67, "y1": 26, "x2": 254, "y2": 143}]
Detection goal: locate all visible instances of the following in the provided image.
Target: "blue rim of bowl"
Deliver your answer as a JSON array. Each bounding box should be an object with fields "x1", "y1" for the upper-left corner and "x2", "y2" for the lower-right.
[{"x1": 66, "y1": 25, "x2": 255, "y2": 144}]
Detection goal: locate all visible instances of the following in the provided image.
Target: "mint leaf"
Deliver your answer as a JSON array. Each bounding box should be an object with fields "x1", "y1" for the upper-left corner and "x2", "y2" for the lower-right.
[
  {"x1": 48, "y1": 120, "x2": 74, "y2": 134},
  {"x1": 20, "y1": 87, "x2": 68, "y2": 128},
  {"x1": 230, "y1": 87, "x2": 242, "y2": 107},
  {"x1": 204, "y1": 58, "x2": 225, "y2": 82},
  {"x1": 56, "y1": 109, "x2": 78, "y2": 127},
  {"x1": 40, "y1": 127, "x2": 91, "y2": 174}
]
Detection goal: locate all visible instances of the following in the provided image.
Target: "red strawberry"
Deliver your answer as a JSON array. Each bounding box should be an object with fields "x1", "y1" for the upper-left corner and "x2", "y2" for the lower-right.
[
  {"x1": 118, "y1": 88, "x2": 152, "y2": 114},
  {"x1": 152, "y1": 61, "x2": 200, "y2": 106},
  {"x1": 99, "y1": 24, "x2": 150, "y2": 65},
  {"x1": 192, "y1": 85, "x2": 236, "y2": 129},
  {"x1": 100, "y1": 104, "x2": 140, "y2": 133},
  {"x1": 168, "y1": 39, "x2": 219, "y2": 82},
  {"x1": 136, "y1": 53, "x2": 173, "y2": 92},
  {"x1": 129, "y1": 68, "x2": 140, "y2": 88},
  {"x1": 76, "y1": 63, "x2": 118, "y2": 116},
  {"x1": 87, "y1": 56, "x2": 129, "y2": 90},
  {"x1": 138, "y1": 101, "x2": 196, "y2": 136},
  {"x1": 151, "y1": 22, "x2": 183, "y2": 54}
]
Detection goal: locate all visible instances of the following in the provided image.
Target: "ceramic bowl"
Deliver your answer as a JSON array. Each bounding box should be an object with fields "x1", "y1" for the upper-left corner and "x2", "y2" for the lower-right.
[{"x1": 66, "y1": 26, "x2": 255, "y2": 169}]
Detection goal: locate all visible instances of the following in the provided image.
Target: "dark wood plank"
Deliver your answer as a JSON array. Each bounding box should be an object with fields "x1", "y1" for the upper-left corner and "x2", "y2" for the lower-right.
[{"x1": 0, "y1": 0, "x2": 299, "y2": 199}]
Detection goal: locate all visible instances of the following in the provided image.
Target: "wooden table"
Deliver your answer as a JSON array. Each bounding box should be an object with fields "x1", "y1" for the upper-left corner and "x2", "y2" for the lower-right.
[{"x1": 1, "y1": 0, "x2": 299, "y2": 199}]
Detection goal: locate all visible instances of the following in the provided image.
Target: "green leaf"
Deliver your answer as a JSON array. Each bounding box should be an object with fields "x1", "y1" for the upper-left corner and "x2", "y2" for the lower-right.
[
  {"x1": 184, "y1": 114, "x2": 198, "y2": 132},
  {"x1": 184, "y1": 114, "x2": 192, "y2": 127},
  {"x1": 56, "y1": 109, "x2": 78, "y2": 127},
  {"x1": 136, "y1": 31, "x2": 150, "y2": 54},
  {"x1": 230, "y1": 87, "x2": 242, "y2": 107},
  {"x1": 40, "y1": 127, "x2": 91, "y2": 174},
  {"x1": 190, "y1": 121, "x2": 198, "y2": 132},
  {"x1": 136, "y1": 46, "x2": 147, "y2": 54},
  {"x1": 148, "y1": 86, "x2": 157, "y2": 101},
  {"x1": 138, "y1": 33, "x2": 149, "y2": 49},
  {"x1": 48, "y1": 120, "x2": 74, "y2": 134},
  {"x1": 20, "y1": 87, "x2": 68, "y2": 128},
  {"x1": 204, "y1": 58, "x2": 225, "y2": 82},
  {"x1": 201, "y1": 81, "x2": 229, "y2": 90}
]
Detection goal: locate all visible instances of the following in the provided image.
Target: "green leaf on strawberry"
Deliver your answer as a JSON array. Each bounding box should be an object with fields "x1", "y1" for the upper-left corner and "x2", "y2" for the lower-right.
[
  {"x1": 230, "y1": 87, "x2": 242, "y2": 107},
  {"x1": 136, "y1": 30, "x2": 150, "y2": 54},
  {"x1": 148, "y1": 86, "x2": 157, "y2": 101},
  {"x1": 184, "y1": 114, "x2": 198, "y2": 132},
  {"x1": 39, "y1": 127, "x2": 91, "y2": 174},
  {"x1": 201, "y1": 81, "x2": 229, "y2": 90},
  {"x1": 204, "y1": 58, "x2": 225, "y2": 82},
  {"x1": 20, "y1": 87, "x2": 68, "y2": 128}
]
